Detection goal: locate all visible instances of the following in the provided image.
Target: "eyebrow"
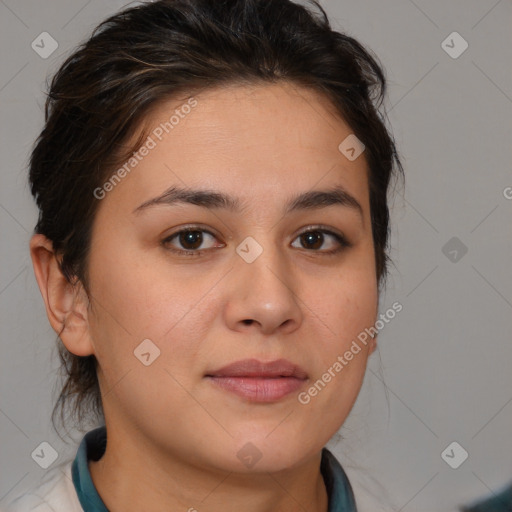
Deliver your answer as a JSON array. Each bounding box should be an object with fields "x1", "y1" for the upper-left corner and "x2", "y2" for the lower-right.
[{"x1": 132, "y1": 184, "x2": 363, "y2": 220}]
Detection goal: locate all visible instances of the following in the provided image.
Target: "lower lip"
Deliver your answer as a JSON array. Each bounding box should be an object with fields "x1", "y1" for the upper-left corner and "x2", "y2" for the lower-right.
[{"x1": 206, "y1": 376, "x2": 306, "y2": 402}]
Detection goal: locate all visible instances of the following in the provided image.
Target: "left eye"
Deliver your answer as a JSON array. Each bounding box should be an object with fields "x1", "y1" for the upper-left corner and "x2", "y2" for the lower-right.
[
  {"x1": 162, "y1": 227, "x2": 350, "y2": 256},
  {"x1": 290, "y1": 229, "x2": 349, "y2": 253}
]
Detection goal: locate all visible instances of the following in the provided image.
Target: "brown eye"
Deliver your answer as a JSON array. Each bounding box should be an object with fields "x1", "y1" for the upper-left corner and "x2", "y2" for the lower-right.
[
  {"x1": 177, "y1": 230, "x2": 204, "y2": 250},
  {"x1": 291, "y1": 228, "x2": 351, "y2": 254},
  {"x1": 300, "y1": 231, "x2": 324, "y2": 250},
  {"x1": 162, "y1": 227, "x2": 221, "y2": 256}
]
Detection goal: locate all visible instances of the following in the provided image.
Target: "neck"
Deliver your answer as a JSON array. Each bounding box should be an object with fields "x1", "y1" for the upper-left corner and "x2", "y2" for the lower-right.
[{"x1": 88, "y1": 428, "x2": 329, "y2": 512}]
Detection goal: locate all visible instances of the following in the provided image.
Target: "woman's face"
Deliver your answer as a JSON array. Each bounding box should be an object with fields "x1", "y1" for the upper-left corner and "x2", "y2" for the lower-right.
[{"x1": 83, "y1": 82, "x2": 378, "y2": 472}]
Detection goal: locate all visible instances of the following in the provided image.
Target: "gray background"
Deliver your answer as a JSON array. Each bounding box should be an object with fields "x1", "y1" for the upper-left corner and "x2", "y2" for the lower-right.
[{"x1": 1, "y1": 0, "x2": 511, "y2": 511}]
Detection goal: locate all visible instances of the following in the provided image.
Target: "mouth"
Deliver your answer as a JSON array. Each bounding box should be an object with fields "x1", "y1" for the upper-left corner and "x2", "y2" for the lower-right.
[{"x1": 205, "y1": 358, "x2": 308, "y2": 402}]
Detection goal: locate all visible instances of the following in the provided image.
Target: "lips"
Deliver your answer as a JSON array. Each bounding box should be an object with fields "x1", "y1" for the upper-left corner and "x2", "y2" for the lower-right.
[
  {"x1": 205, "y1": 358, "x2": 308, "y2": 402},
  {"x1": 205, "y1": 358, "x2": 308, "y2": 379}
]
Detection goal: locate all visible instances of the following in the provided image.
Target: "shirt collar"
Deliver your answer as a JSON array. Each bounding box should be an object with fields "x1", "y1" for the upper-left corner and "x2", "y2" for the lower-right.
[
  {"x1": 72, "y1": 426, "x2": 108, "y2": 512},
  {"x1": 72, "y1": 426, "x2": 357, "y2": 512}
]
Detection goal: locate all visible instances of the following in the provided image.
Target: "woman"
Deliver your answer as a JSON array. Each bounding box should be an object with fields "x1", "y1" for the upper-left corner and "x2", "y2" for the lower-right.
[{"x1": 6, "y1": 0, "x2": 403, "y2": 510}]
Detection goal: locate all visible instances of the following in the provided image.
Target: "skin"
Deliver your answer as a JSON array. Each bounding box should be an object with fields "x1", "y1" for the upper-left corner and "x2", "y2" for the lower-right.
[{"x1": 30, "y1": 82, "x2": 378, "y2": 512}]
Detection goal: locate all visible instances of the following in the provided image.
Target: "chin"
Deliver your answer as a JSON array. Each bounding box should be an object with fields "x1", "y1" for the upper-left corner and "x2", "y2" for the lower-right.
[{"x1": 215, "y1": 432, "x2": 322, "y2": 474}]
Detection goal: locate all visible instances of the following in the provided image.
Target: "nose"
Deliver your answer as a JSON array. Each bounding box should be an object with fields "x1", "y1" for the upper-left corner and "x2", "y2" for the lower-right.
[{"x1": 223, "y1": 239, "x2": 303, "y2": 336}]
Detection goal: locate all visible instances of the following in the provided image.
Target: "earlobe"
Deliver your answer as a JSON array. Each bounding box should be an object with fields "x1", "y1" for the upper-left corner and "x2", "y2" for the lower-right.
[{"x1": 29, "y1": 234, "x2": 95, "y2": 357}]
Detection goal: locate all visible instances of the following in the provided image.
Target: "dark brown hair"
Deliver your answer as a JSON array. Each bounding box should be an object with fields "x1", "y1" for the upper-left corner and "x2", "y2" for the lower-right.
[{"x1": 28, "y1": 0, "x2": 404, "y2": 437}]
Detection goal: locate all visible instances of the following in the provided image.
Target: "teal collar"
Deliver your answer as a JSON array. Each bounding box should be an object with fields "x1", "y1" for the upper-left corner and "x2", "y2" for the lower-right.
[
  {"x1": 461, "y1": 482, "x2": 512, "y2": 512},
  {"x1": 321, "y1": 446, "x2": 358, "y2": 511},
  {"x1": 72, "y1": 426, "x2": 357, "y2": 512},
  {"x1": 71, "y1": 426, "x2": 108, "y2": 512}
]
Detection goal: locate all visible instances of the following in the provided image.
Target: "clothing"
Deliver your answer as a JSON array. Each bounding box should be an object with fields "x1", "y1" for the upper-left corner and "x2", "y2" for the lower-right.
[
  {"x1": 4, "y1": 426, "x2": 358, "y2": 512},
  {"x1": 460, "y1": 482, "x2": 512, "y2": 512}
]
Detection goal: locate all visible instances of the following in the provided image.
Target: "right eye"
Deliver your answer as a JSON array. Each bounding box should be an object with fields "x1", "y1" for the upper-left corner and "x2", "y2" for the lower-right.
[{"x1": 162, "y1": 226, "x2": 224, "y2": 256}]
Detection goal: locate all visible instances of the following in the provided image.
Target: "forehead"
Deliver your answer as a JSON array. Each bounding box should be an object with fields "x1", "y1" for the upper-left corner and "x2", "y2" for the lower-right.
[{"x1": 96, "y1": 82, "x2": 370, "y2": 220}]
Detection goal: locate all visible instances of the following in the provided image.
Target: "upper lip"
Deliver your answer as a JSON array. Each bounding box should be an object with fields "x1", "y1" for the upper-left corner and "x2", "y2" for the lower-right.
[{"x1": 206, "y1": 358, "x2": 308, "y2": 379}]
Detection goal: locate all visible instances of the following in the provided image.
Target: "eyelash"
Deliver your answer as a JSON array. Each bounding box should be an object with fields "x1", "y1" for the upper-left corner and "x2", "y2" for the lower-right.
[{"x1": 161, "y1": 225, "x2": 352, "y2": 257}]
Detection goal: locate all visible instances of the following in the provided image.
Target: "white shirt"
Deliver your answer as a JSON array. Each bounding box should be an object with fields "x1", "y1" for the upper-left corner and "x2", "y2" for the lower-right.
[{"x1": 3, "y1": 461, "x2": 82, "y2": 512}]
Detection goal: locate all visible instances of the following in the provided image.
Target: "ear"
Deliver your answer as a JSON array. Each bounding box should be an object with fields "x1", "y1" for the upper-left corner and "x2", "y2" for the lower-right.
[{"x1": 29, "y1": 234, "x2": 95, "y2": 357}]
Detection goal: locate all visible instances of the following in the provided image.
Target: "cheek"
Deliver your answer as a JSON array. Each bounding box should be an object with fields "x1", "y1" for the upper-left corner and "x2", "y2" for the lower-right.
[
  {"x1": 303, "y1": 262, "x2": 377, "y2": 404},
  {"x1": 87, "y1": 244, "x2": 221, "y2": 368},
  {"x1": 311, "y1": 250, "x2": 378, "y2": 349}
]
